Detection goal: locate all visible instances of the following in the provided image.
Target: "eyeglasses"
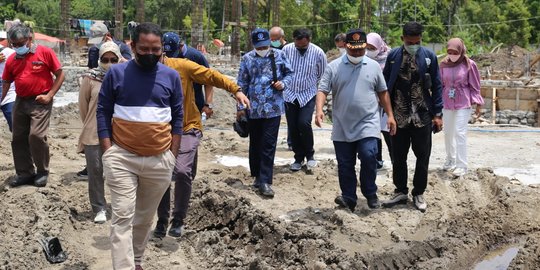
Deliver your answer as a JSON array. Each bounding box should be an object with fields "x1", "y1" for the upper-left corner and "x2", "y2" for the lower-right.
[
  {"x1": 100, "y1": 57, "x2": 119, "y2": 64},
  {"x1": 10, "y1": 39, "x2": 29, "y2": 48}
]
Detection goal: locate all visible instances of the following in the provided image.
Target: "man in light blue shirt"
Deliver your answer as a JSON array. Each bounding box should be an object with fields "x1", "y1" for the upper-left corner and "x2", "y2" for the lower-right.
[
  {"x1": 282, "y1": 28, "x2": 327, "y2": 172},
  {"x1": 315, "y1": 29, "x2": 396, "y2": 211}
]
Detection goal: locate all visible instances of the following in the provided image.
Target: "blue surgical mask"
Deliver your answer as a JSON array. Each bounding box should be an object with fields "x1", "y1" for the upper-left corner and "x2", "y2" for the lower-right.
[
  {"x1": 271, "y1": 40, "x2": 281, "y2": 48},
  {"x1": 404, "y1": 44, "x2": 420, "y2": 56},
  {"x1": 14, "y1": 45, "x2": 30, "y2": 56}
]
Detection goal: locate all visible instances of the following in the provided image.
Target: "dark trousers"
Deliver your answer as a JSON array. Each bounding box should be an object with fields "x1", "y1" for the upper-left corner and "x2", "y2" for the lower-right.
[
  {"x1": 376, "y1": 131, "x2": 393, "y2": 163},
  {"x1": 248, "y1": 116, "x2": 280, "y2": 185},
  {"x1": 285, "y1": 97, "x2": 315, "y2": 162},
  {"x1": 1, "y1": 101, "x2": 14, "y2": 132},
  {"x1": 333, "y1": 137, "x2": 378, "y2": 204},
  {"x1": 157, "y1": 130, "x2": 201, "y2": 224},
  {"x1": 391, "y1": 124, "x2": 432, "y2": 196},
  {"x1": 11, "y1": 98, "x2": 52, "y2": 177},
  {"x1": 84, "y1": 145, "x2": 106, "y2": 213}
]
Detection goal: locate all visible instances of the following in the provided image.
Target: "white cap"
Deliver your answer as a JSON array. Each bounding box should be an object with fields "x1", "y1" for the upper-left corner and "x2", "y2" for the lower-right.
[{"x1": 0, "y1": 31, "x2": 7, "y2": 39}]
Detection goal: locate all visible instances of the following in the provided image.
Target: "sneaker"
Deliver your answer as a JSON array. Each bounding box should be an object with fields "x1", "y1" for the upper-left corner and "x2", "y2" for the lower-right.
[
  {"x1": 306, "y1": 159, "x2": 317, "y2": 172},
  {"x1": 381, "y1": 192, "x2": 408, "y2": 208},
  {"x1": 77, "y1": 167, "x2": 88, "y2": 179},
  {"x1": 413, "y1": 195, "x2": 427, "y2": 212},
  {"x1": 168, "y1": 219, "x2": 184, "y2": 237},
  {"x1": 334, "y1": 196, "x2": 356, "y2": 212},
  {"x1": 366, "y1": 195, "x2": 381, "y2": 209},
  {"x1": 453, "y1": 167, "x2": 467, "y2": 177},
  {"x1": 290, "y1": 161, "x2": 303, "y2": 171},
  {"x1": 153, "y1": 218, "x2": 168, "y2": 238},
  {"x1": 94, "y1": 210, "x2": 107, "y2": 224},
  {"x1": 442, "y1": 160, "x2": 456, "y2": 171}
]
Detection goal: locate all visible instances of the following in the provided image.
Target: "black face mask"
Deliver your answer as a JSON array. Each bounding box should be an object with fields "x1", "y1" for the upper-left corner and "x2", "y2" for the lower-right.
[
  {"x1": 296, "y1": 47, "x2": 308, "y2": 56},
  {"x1": 136, "y1": 53, "x2": 160, "y2": 70}
]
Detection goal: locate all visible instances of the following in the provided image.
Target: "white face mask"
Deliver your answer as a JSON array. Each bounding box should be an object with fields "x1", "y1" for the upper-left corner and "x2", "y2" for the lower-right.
[
  {"x1": 255, "y1": 48, "x2": 269, "y2": 57},
  {"x1": 347, "y1": 54, "x2": 363, "y2": 64},
  {"x1": 99, "y1": 61, "x2": 112, "y2": 71},
  {"x1": 338, "y1": 48, "x2": 346, "y2": 55},
  {"x1": 448, "y1": 54, "x2": 461, "y2": 62},
  {"x1": 366, "y1": 49, "x2": 379, "y2": 59}
]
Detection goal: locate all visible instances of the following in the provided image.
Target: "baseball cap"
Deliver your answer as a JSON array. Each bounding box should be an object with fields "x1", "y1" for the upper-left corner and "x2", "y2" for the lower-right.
[
  {"x1": 88, "y1": 22, "x2": 109, "y2": 45},
  {"x1": 163, "y1": 32, "x2": 182, "y2": 52},
  {"x1": 251, "y1": 28, "x2": 270, "y2": 48},
  {"x1": 345, "y1": 29, "x2": 367, "y2": 49}
]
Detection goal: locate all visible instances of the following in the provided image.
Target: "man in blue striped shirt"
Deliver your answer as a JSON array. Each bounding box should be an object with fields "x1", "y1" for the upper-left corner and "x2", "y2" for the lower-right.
[{"x1": 282, "y1": 28, "x2": 327, "y2": 172}]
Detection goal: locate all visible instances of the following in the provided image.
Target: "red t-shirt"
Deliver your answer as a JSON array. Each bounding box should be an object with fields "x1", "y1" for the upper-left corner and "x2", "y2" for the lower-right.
[{"x1": 2, "y1": 45, "x2": 62, "y2": 97}]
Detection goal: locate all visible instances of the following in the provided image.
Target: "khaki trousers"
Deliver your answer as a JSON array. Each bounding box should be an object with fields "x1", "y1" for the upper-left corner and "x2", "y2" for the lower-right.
[{"x1": 102, "y1": 144, "x2": 175, "y2": 270}]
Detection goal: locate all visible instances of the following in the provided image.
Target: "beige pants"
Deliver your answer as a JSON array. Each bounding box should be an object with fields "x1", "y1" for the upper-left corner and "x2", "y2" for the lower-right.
[{"x1": 102, "y1": 144, "x2": 175, "y2": 270}]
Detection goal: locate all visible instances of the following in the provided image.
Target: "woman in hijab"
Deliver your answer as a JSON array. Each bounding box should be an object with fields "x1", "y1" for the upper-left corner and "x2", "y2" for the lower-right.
[
  {"x1": 366, "y1": 32, "x2": 392, "y2": 169},
  {"x1": 439, "y1": 38, "x2": 484, "y2": 177},
  {"x1": 78, "y1": 41, "x2": 125, "y2": 223}
]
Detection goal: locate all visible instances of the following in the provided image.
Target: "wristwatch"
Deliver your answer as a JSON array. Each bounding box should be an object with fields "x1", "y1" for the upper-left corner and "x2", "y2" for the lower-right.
[
  {"x1": 435, "y1": 112, "x2": 443, "y2": 118},
  {"x1": 204, "y1": 103, "x2": 214, "y2": 109}
]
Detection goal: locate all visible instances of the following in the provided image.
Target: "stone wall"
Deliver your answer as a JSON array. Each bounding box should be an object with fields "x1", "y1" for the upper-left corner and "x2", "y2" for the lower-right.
[{"x1": 59, "y1": 67, "x2": 88, "y2": 93}]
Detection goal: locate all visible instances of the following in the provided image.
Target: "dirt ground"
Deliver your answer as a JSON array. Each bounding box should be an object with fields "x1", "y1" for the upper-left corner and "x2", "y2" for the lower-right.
[{"x1": 1, "y1": 79, "x2": 540, "y2": 269}]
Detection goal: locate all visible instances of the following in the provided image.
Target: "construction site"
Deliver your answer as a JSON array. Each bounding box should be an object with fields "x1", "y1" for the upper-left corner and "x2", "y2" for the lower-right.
[{"x1": 1, "y1": 0, "x2": 540, "y2": 269}]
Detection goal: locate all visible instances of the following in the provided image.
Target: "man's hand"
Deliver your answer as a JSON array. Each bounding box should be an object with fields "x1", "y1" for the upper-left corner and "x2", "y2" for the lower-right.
[
  {"x1": 235, "y1": 91, "x2": 250, "y2": 109},
  {"x1": 271, "y1": 81, "x2": 284, "y2": 91},
  {"x1": 315, "y1": 110, "x2": 325, "y2": 128},
  {"x1": 100, "y1": 138, "x2": 113, "y2": 153},
  {"x1": 202, "y1": 105, "x2": 214, "y2": 118},
  {"x1": 387, "y1": 116, "x2": 397, "y2": 136},
  {"x1": 0, "y1": 53, "x2": 5, "y2": 63},
  {"x1": 474, "y1": 106, "x2": 482, "y2": 118},
  {"x1": 35, "y1": 94, "x2": 53, "y2": 105},
  {"x1": 432, "y1": 116, "x2": 443, "y2": 133},
  {"x1": 236, "y1": 109, "x2": 246, "y2": 120}
]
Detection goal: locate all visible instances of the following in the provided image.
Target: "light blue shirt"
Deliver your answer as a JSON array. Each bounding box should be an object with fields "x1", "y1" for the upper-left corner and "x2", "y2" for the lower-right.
[
  {"x1": 319, "y1": 55, "x2": 387, "y2": 142},
  {"x1": 282, "y1": 43, "x2": 327, "y2": 107}
]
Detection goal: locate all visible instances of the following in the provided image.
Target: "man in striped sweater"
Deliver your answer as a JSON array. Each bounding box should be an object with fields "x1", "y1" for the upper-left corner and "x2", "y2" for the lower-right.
[
  {"x1": 96, "y1": 23, "x2": 183, "y2": 270},
  {"x1": 282, "y1": 28, "x2": 327, "y2": 173}
]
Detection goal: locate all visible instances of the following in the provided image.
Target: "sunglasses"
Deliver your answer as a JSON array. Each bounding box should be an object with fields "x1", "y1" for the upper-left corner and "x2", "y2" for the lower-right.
[{"x1": 100, "y1": 57, "x2": 119, "y2": 64}]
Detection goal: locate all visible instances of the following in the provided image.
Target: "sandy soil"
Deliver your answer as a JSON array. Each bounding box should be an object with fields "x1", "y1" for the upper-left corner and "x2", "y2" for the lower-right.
[{"x1": 0, "y1": 82, "x2": 539, "y2": 270}]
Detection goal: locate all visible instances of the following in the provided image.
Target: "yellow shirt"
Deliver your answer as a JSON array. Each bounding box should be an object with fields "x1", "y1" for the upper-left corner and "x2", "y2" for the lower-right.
[{"x1": 164, "y1": 57, "x2": 241, "y2": 132}]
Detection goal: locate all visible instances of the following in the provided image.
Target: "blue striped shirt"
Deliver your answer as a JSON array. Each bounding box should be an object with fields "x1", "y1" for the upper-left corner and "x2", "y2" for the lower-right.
[{"x1": 282, "y1": 43, "x2": 327, "y2": 107}]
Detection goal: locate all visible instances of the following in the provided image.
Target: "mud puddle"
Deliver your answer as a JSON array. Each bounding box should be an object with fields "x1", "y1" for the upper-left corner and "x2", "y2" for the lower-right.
[{"x1": 474, "y1": 246, "x2": 520, "y2": 270}]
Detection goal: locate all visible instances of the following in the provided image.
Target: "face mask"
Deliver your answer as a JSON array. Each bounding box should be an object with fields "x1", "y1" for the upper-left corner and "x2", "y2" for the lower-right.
[
  {"x1": 404, "y1": 44, "x2": 420, "y2": 56},
  {"x1": 255, "y1": 48, "x2": 269, "y2": 57},
  {"x1": 366, "y1": 49, "x2": 379, "y2": 59},
  {"x1": 99, "y1": 62, "x2": 112, "y2": 71},
  {"x1": 448, "y1": 54, "x2": 461, "y2": 62},
  {"x1": 347, "y1": 54, "x2": 363, "y2": 64},
  {"x1": 14, "y1": 45, "x2": 30, "y2": 56},
  {"x1": 296, "y1": 47, "x2": 308, "y2": 56},
  {"x1": 338, "y1": 48, "x2": 346, "y2": 55},
  {"x1": 136, "y1": 53, "x2": 160, "y2": 70},
  {"x1": 270, "y1": 40, "x2": 281, "y2": 48}
]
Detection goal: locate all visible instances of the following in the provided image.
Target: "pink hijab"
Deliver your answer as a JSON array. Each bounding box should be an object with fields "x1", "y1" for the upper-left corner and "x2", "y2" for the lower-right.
[
  {"x1": 440, "y1": 37, "x2": 470, "y2": 69},
  {"x1": 366, "y1": 33, "x2": 390, "y2": 66}
]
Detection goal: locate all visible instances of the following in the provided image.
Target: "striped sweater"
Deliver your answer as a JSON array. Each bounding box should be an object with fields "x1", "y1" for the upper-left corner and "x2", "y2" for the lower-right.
[{"x1": 96, "y1": 61, "x2": 183, "y2": 156}]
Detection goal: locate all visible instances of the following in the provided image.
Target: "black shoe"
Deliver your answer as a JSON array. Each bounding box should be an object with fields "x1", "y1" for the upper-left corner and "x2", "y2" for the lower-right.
[
  {"x1": 252, "y1": 178, "x2": 260, "y2": 189},
  {"x1": 10, "y1": 175, "x2": 35, "y2": 187},
  {"x1": 376, "y1": 160, "x2": 384, "y2": 170},
  {"x1": 168, "y1": 219, "x2": 184, "y2": 237},
  {"x1": 153, "y1": 218, "x2": 168, "y2": 238},
  {"x1": 258, "y1": 183, "x2": 275, "y2": 198},
  {"x1": 334, "y1": 196, "x2": 356, "y2": 212},
  {"x1": 76, "y1": 167, "x2": 88, "y2": 179},
  {"x1": 366, "y1": 195, "x2": 381, "y2": 209},
  {"x1": 34, "y1": 174, "x2": 48, "y2": 187}
]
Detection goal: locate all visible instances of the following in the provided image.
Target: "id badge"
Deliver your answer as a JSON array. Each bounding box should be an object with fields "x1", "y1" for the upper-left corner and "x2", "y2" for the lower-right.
[{"x1": 448, "y1": 88, "x2": 456, "y2": 99}]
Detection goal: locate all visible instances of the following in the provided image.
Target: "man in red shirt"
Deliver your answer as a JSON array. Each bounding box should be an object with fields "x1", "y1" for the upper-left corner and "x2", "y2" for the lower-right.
[{"x1": 1, "y1": 25, "x2": 65, "y2": 187}]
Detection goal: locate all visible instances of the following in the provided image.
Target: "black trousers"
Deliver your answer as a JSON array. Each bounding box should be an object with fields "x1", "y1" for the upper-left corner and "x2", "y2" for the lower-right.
[
  {"x1": 285, "y1": 97, "x2": 315, "y2": 163},
  {"x1": 248, "y1": 116, "x2": 281, "y2": 185},
  {"x1": 376, "y1": 131, "x2": 393, "y2": 163},
  {"x1": 391, "y1": 124, "x2": 432, "y2": 196}
]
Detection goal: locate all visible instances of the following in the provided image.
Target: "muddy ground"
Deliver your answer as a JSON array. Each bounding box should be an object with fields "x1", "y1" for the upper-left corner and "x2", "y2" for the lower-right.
[{"x1": 1, "y1": 77, "x2": 540, "y2": 269}]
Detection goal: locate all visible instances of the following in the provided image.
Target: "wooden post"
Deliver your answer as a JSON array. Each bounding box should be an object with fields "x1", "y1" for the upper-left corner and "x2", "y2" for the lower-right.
[
  {"x1": 516, "y1": 88, "x2": 520, "y2": 110},
  {"x1": 492, "y1": 88, "x2": 497, "y2": 124}
]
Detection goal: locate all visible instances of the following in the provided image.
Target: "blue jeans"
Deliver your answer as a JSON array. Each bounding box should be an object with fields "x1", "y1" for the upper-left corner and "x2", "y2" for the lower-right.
[
  {"x1": 333, "y1": 137, "x2": 378, "y2": 204},
  {"x1": 1, "y1": 102, "x2": 14, "y2": 132}
]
